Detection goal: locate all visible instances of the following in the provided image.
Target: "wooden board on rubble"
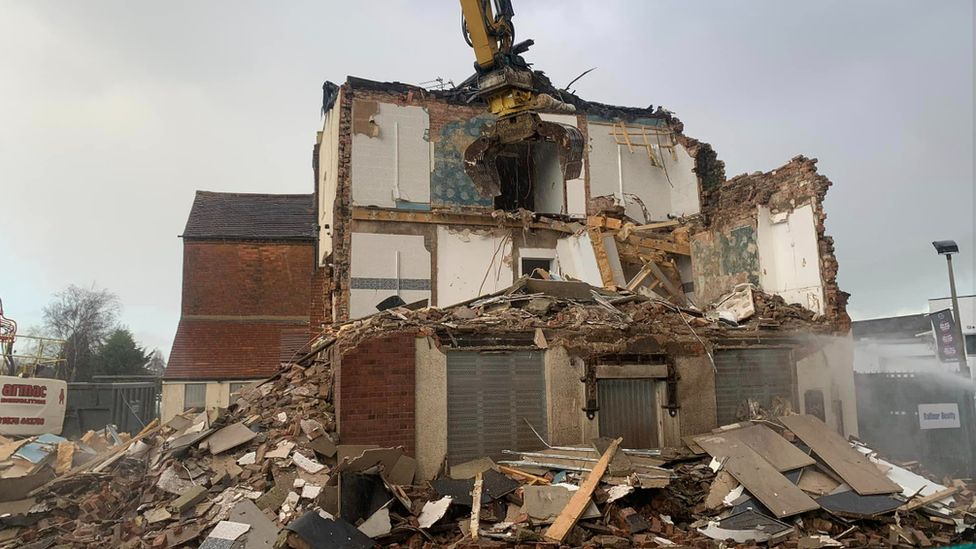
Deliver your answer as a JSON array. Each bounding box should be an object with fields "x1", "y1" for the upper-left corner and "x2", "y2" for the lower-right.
[
  {"x1": 696, "y1": 433, "x2": 819, "y2": 518},
  {"x1": 706, "y1": 424, "x2": 816, "y2": 472},
  {"x1": 779, "y1": 415, "x2": 901, "y2": 496}
]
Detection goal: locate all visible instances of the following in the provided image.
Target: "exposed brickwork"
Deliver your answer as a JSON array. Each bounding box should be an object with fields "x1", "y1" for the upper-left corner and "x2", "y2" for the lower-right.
[
  {"x1": 166, "y1": 319, "x2": 306, "y2": 380},
  {"x1": 336, "y1": 332, "x2": 417, "y2": 452},
  {"x1": 308, "y1": 264, "x2": 331, "y2": 338},
  {"x1": 168, "y1": 236, "x2": 317, "y2": 381},
  {"x1": 182, "y1": 241, "x2": 314, "y2": 317},
  {"x1": 695, "y1": 156, "x2": 850, "y2": 331}
]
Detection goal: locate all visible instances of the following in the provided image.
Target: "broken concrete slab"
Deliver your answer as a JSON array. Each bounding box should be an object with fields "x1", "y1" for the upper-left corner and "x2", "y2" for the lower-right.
[
  {"x1": 167, "y1": 484, "x2": 207, "y2": 514},
  {"x1": 449, "y1": 456, "x2": 495, "y2": 479},
  {"x1": 228, "y1": 499, "x2": 280, "y2": 549},
  {"x1": 357, "y1": 505, "x2": 391, "y2": 538},
  {"x1": 522, "y1": 484, "x2": 600, "y2": 524},
  {"x1": 206, "y1": 422, "x2": 258, "y2": 455}
]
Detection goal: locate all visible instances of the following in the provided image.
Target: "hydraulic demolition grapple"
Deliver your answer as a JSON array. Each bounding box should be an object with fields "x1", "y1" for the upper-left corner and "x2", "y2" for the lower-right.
[{"x1": 459, "y1": 0, "x2": 585, "y2": 199}]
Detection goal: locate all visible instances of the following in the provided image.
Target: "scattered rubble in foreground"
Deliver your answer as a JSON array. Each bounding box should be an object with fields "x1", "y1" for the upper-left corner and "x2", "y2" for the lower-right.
[
  {"x1": 0, "y1": 281, "x2": 972, "y2": 548},
  {"x1": 1, "y1": 377, "x2": 974, "y2": 548}
]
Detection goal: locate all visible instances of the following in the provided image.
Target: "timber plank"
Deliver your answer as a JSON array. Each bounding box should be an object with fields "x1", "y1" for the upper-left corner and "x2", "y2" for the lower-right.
[
  {"x1": 544, "y1": 438, "x2": 622, "y2": 542},
  {"x1": 718, "y1": 424, "x2": 816, "y2": 472},
  {"x1": 696, "y1": 434, "x2": 819, "y2": 518},
  {"x1": 779, "y1": 415, "x2": 901, "y2": 496}
]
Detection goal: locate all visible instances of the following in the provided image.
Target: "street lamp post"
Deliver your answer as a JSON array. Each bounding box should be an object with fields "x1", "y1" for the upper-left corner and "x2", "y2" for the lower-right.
[{"x1": 933, "y1": 240, "x2": 969, "y2": 377}]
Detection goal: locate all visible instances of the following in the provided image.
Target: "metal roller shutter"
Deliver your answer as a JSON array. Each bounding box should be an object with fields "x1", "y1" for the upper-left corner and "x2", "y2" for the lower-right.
[
  {"x1": 598, "y1": 378, "x2": 659, "y2": 448},
  {"x1": 714, "y1": 348, "x2": 795, "y2": 426},
  {"x1": 447, "y1": 351, "x2": 547, "y2": 465}
]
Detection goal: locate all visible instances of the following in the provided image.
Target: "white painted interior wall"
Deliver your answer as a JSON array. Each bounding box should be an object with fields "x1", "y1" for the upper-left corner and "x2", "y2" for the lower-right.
[
  {"x1": 436, "y1": 226, "x2": 513, "y2": 307},
  {"x1": 349, "y1": 232, "x2": 431, "y2": 318},
  {"x1": 532, "y1": 142, "x2": 565, "y2": 215},
  {"x1": 757, "y1": 204, "x2": 825, "y2": 315},
  {"x1": 587, "y1": 120, "x2": 699, "y2": 222},
  {"x1": 351, "y1": 101, "x2": 430, "y2": 208},
  {"x1": 539, "y1": 113, "x2": 586, "y2": 217},
  {"x1": 555, "y1": 232, "x2": 604, "y2": 286},
  {"x1": 317, "y1": 94, "x2": 342, "y2": 261}
]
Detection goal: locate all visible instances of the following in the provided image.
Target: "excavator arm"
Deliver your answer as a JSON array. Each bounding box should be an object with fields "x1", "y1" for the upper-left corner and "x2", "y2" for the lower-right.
[{"x1": 459, "y1": 0, "x2": 584, "y2": 199}]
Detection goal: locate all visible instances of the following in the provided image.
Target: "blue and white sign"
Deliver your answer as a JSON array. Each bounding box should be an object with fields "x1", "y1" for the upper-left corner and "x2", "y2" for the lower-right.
[{"x1": 918, "y1": 403, "x2": 961, "y2": 430}]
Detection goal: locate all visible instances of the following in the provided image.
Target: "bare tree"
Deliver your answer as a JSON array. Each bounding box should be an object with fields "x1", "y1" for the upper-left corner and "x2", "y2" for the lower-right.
[
  {"x1": 146, "y1": 349, "x2": 167, "y2": 377},
  {"x1": 42, "y1": 284, "x2": 120, "y2": 381}
]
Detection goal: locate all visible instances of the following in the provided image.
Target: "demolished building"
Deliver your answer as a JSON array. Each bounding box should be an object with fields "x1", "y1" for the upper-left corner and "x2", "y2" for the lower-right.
[
  {"x1": 9, "y1": 75, "x2": 971, "y2": 549},
  {"x1": 309, "y1": 76, "x2": 854, "y2": 479}
]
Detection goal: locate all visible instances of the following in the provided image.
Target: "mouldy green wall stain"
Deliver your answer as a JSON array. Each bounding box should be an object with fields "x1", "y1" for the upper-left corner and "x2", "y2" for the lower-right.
[
  {"x1": 691, "y1": 224, "x2": 760, "y2": 304},
  {"x1": 721, "y1": 225, "x2": 760, "y2": 285},
  {"x1": 431, "y1": 114, "x2": 495, "y2": 208}
]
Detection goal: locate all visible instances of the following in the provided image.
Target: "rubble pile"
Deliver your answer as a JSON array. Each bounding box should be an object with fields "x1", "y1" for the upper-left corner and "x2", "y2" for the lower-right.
[
  {"x1": 0, "y1": 280, "x2": 971, "y2": 548},
  {"x1": 322, "y1": 276, "x2": 835, "y2": 361}
]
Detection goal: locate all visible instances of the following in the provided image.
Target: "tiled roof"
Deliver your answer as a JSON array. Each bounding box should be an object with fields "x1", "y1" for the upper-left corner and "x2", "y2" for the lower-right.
[
  {"x1": 182, "y1": 191, "x2": 316, "y2": 241},
  {"x1": 164, "y1": 319, "x2": 312, "y2": 380}
]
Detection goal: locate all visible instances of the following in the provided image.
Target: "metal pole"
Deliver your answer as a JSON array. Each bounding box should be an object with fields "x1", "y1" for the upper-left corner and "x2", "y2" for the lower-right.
[{"x1": 947, "y1": 254, "x2": 970, "y2": 376}]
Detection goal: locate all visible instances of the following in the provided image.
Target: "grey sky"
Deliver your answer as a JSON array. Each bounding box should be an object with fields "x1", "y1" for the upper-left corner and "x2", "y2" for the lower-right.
[{"x1": 0, "y1": 1, "x2": 972, "y2": 356}]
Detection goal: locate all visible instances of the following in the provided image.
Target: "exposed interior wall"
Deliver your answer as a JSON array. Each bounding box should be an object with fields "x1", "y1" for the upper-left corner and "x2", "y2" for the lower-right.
[
  {"x1": 555, "y1": 232, "x2": 604, "y2": 286},
  {"x1": 539, "y1": 113, "x2": 586, "y2": 217},
  {"x1": 349, "y1": 232, "x2": 431, "y2": 318},
  {"x1": 757, "y1": 204, "x2": 825, "y2": 315},
  {"x1": 690, "y1": 224, "x2": 760, "y2": 305},
  {"x1": 436, "y1": 226, "x2": 513, "y2": 307},
  {"x1": 350, "y1": 100, "x2": 431, "y2": 209},
  {"x1": 694, "y1": 156, "x2": 849, "y2": 328},
  {"x1": 415, "y1": 337, "x2": 448, "y2": 480},
  {"x1": 532, "y1": 142, "x2": 565, "y2": 215},
  {"x1": 544, "y1": 347, "x2": 586, "y2": 446},
  {"x1": 317, "y1": 93, "x2": 342, "y2": 261},
  {"x1": 796, "y1": 335, "x2": 858, "y2": 437},
  {"x1": 675, "y1": 355, "x2": 717, "y2": 436},
  {"x1": 586, "y1": 116, "x2": 700, "y2": 221}
]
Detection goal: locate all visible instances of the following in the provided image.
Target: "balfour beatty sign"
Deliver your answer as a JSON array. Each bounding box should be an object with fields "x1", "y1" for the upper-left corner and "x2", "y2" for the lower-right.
[
  {"x1": 0, "y1": 376, "x2": 67, "y2": 435},
  {"x1": 918, "y1": 403, "x2": 961, "y2": 430}
]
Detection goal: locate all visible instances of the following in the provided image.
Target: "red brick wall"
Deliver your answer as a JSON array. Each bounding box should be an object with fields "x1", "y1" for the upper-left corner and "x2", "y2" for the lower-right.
[
  {"x1": 308, "y1": 264, "x2": 331, "y2": 338},
  {"x1": 182, "y1": 241, "x2": 314, "y2": 317},
  {"x1": 166, "y1": 320, "x2": 302, "y2": 379},
  {"x1": 336, "y1": 333, "x2": 416, "y2": 453}
]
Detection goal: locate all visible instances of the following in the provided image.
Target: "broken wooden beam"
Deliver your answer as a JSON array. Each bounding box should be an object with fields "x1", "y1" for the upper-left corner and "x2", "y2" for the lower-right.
[{"x1": 544, "y1": 437, "x2": 622, "y2": 543}]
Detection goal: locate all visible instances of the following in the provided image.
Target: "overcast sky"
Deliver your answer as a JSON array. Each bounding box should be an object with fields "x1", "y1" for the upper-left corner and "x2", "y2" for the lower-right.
[{"x1": 0, "y1": 1, "x2": 973, "y2": 357}]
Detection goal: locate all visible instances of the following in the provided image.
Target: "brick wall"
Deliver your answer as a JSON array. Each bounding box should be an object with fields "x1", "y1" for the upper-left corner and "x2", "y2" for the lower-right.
[
  {"x1": 182, "y1": 241, "x2": 314, "y2": 317},
  {"x1": 694, "y1": 155, "x2": 850, "y2": 331},
  {"x1": 308, "y1": 264, "x2": 331, "y2": 338},
  {"x1": 336, "y1": 332, "x2": 416, "y2": 453}
]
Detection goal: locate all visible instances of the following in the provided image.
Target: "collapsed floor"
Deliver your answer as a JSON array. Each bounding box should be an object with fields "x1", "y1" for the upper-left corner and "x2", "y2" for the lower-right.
[{"x1": 0, "y1": 281, "x2": 972, "y2": 548}]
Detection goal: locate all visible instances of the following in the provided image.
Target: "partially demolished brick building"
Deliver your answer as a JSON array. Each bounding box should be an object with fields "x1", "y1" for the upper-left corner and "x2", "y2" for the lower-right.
[{"x1": 307, "y1": 76, "x2": 855, "y2": 480}]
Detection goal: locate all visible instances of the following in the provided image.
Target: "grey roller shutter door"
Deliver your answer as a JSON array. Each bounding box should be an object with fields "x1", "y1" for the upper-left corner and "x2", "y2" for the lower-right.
[
  {"x1": 447, "y1": 351, "x2": 547, "y2": 465},
  {"x1": 598, "y1": 378, "x2": 659, "y2": 448},
  {"x1": 714, "y1": 348, "x2": 795, "y2": 425}
]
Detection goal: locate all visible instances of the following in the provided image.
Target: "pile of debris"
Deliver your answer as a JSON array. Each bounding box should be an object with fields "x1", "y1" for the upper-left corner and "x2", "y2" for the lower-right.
[
  {"x1": 314, "y1": 275, "x2": 835, "y2": 364},
  {"x1": 0, "y1": 279, "x2": 970, "y2": 548},
  {"x1": 0, "y1": 364, "x2": 973, "y2": 547},
  {"x1": 0, "y1": 426, "x2": 135, "y2": 509}
]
